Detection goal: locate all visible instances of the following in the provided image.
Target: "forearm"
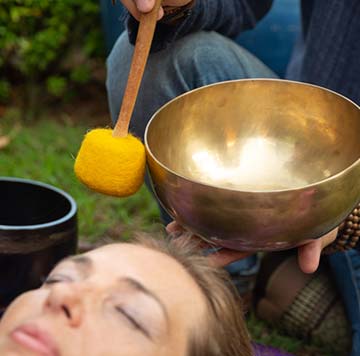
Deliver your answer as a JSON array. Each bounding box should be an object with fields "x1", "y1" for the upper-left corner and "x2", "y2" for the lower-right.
[{"x1": 126, "y1": 0, "x2": 273, "y2": 51}]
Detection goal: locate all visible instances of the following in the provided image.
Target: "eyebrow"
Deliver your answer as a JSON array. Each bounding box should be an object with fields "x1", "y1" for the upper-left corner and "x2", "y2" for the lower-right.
[
  {"x1": 122, "y1": 277, "x2": 169, "y2": 325},
  {"x1": 64, "y1": 255, "x2": 93, "y2": 276}
]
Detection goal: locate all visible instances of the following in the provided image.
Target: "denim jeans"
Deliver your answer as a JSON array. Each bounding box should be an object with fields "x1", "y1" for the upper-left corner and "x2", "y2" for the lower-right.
[
  {"x1": 106, "y1": 30, "x2": 360, "y2": 353},
  {"x1": 328, "y1": 250, "x2": 360, "y2": 355}
]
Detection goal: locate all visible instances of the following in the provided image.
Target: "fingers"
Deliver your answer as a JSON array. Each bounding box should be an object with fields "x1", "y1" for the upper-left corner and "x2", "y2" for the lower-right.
[
  {"x1": 135, "y1": 0, "x2": 164, "y2": 20},
  {"x1": 297, "y1": 239, "x2": 322, "y2": 274},
  {"x1": 166, "y1": 221, "x2": 183, "y2": 234},
  {"x1": 134, "y1": 0, "x2": 155, "y2": 12},
  {"x1": 157, "y1": 7, "x2": 164, "y2": 20},
  {"x1": 166, "y1": 221, "x2": 252, "y2": 267},
  {"x1": 121, "y1": 0, "x2": 142, "y2": 19},
  {"x1": 121, "y1": 0, "x2": 164, "y2": 21},
  {"x1": 320, "y1": 228, "x2": 338, "y2": 248},
  {"x1": 297, "y1": 228, "x2": 338, "y2": 274},
  {"x1": 168, "y1": 219, "x2": 340, "y2": 273}
]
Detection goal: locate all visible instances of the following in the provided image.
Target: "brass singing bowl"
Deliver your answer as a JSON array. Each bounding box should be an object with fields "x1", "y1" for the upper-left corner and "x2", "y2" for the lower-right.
[{"x1": 145, "y1": 79, "x2": 360, "y2": 250}]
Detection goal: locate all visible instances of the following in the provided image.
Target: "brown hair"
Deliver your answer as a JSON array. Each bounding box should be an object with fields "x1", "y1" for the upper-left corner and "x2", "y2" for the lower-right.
[{"x1": 133, "y1": 233, "x2": 253, "y2": 356}]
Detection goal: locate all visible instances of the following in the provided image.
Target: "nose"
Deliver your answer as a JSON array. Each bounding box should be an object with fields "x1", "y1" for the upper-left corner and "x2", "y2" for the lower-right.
[{"x1": 44, "y1": 283, "x2": 84, "y2": 327}]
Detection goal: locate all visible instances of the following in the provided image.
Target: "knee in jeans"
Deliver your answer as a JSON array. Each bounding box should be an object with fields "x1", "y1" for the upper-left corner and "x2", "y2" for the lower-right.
[
  {"x1": 174, "y1": 32, "x2": 222, "y2": 63},
  {"x1": 169, "y1": 32, "x2": 246, "y2": 84}
]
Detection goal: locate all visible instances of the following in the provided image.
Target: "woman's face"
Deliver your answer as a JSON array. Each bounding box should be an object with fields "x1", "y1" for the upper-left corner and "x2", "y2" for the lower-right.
[{"x1": 0, "y1": 243, "x2": 207, "y2": 356}]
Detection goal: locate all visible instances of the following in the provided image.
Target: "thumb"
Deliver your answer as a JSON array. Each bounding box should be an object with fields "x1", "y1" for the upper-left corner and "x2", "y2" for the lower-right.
[
  {"x1": 134, "y1": 0, "x2": 155, "y2": 12},
  {"x1": 297, "y1": 239, "x2": 322, "y2": 274},
  {"x1": 297, "y1": 228, "x2": 338, "y2": 274}
]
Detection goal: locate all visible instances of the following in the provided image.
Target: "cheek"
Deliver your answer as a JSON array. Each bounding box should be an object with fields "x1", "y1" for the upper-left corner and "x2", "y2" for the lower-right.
[
  {"x1": 0, "y1": 290, "x2": 47, "y2": 333},
  {"x1": 74, "y1": 318, "x2": 159, "y2": 356}
]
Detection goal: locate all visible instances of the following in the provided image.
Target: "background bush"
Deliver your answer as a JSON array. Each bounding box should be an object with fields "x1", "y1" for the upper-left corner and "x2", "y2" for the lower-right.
[{"x1": 0, "y1": 0, "x2": 106, "y2": 109}]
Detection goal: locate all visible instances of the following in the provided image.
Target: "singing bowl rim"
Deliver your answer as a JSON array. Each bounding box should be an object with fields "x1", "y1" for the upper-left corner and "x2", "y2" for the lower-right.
[
  {"x1": 0, "y1": 176, "x2": 77, "y2": 231},
  {"x1": 145, "y1": 78, "x2": 360, "y2": 194}
]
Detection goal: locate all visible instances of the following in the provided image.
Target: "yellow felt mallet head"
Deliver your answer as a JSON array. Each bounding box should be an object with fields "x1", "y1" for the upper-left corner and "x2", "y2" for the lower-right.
[
  {"x1": 74, "y1": 0, "x2": 162, "y2": 197},
  {"x1": 74, "y1": 129, "x2": 145, "y2": 197}
]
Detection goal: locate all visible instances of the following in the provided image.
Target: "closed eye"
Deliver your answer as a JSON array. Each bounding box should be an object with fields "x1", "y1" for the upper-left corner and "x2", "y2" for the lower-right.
[{"x1": 115, "y1": 306, "x2": 151, "y2": 339}]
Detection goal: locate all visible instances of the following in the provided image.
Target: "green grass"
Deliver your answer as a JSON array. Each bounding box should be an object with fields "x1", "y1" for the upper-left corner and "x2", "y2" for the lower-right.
[
  {"x1": 0, "y1": 109, "x2": 161, "y2": 242},
  {"x1": 0, "y1": 109, "x2": 338, "y2": 355},
  {"x1": 247, "y1": 314, "x2": 337, "y2": 356}
]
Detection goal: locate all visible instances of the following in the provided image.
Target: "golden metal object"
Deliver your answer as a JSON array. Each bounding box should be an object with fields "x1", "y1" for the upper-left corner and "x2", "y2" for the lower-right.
[{"x1": 145, "y1": 79, "x2": 360, "y2": 250}]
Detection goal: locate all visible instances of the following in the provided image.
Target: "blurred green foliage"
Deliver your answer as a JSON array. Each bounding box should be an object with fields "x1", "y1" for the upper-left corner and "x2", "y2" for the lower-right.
[{"x1": 0, "y1": 0, "x2": 105, "y2": 104}]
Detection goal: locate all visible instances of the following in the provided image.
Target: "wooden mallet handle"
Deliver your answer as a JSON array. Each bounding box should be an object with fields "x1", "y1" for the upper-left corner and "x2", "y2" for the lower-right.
[{"x1": 113, "y1": 0, "x2": 162, "y2": 138}]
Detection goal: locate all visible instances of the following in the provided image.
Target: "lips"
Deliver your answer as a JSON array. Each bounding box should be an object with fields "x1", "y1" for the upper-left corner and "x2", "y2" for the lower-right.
[{"x1": 11, "y1": 324, "x2": 59, "y2": 356}]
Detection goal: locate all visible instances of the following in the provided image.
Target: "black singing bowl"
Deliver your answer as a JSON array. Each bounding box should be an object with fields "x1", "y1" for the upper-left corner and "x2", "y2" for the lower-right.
[{"x1": 0, "y1": 177, "x2": 78, "y2": 312}]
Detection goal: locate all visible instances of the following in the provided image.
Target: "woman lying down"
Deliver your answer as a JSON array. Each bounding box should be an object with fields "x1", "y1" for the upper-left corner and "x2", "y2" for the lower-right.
[{"x1": 0, "y1": 234, "x2": 291, "y2": 356}]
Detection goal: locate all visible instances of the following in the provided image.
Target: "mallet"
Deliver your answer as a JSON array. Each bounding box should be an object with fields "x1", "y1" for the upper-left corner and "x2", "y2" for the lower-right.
[{"x1": 74, "y1": 0, "x2": 162, "y2": 197}]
